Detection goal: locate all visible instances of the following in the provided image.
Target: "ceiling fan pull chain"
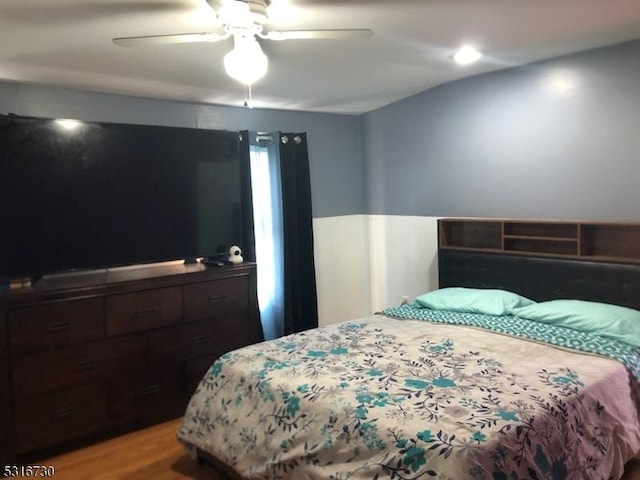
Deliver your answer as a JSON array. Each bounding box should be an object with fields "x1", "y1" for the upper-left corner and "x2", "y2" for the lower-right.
[{"x1": 243, "y1": 83, "x2": 253, "y2": 108}]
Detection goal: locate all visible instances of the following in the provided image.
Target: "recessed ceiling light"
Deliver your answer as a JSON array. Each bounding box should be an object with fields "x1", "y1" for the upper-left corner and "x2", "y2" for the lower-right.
[
  {"x1": 54, "y1": 118, "x2": 82, "y2": 131},
  {"x1": 453, "y1": 46, "x2": 482, "y2": 65}
]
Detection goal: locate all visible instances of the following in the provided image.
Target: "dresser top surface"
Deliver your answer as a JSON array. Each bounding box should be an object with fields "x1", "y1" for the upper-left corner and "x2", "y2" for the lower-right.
[{"x1": 0, "y1": 262, "x2": 255, "y2": 307}]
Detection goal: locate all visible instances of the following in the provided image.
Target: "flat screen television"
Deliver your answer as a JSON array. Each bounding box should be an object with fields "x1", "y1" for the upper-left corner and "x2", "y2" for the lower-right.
[{"x1": 0, "y1": 113, "x2": 243, "y2": 279}]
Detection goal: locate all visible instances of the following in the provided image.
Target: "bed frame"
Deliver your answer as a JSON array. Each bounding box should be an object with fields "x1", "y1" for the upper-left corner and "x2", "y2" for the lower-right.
[
  {"x1": 439, "y1": 249, "x2": 640, "y2": 310},
  {"x1": 437, "y1": 218, "x2": 640, "y2": 310}
]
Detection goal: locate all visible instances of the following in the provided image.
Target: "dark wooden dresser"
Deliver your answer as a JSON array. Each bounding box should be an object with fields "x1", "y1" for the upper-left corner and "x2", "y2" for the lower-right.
[{"x1": 0, "y1": 262, "x2": 262, "y2": 463}]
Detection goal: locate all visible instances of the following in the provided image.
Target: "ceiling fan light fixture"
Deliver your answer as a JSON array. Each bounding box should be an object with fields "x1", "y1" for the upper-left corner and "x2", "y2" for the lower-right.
[
  {"x1": 114, "y1": 0, "x2": 372, "y2": 88},
  {"x1": 224, "y1": 35, "x2": 268, "y2": 85}
]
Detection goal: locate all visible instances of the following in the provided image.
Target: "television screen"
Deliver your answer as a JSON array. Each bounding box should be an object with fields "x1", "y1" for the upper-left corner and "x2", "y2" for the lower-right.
[{"x1": 0, "y1": 114, "x2": 243, "y2": 279}]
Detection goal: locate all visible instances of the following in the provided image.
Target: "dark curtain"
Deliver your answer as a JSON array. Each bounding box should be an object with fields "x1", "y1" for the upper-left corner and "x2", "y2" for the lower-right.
[
  {"x1": 239, "y1": 130, "x2": 256, "y2": 263},
  {"x1": 279, "y1": 132, "x2": 318, "y2": 334}
]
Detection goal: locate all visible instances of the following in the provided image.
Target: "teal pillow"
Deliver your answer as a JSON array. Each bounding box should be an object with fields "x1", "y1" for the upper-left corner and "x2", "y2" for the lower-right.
[
  {"x1": 511, "y1": 299, "x2": 640, "y2": 348},
  {"x1": 415, "y1": 287, "x2": 535, "y2": 316}
]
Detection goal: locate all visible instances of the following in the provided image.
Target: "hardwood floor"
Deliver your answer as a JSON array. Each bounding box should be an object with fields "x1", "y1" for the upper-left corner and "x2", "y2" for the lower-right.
[{"x1": 40, "y1": 418, "x2": 229, "y2": 480}]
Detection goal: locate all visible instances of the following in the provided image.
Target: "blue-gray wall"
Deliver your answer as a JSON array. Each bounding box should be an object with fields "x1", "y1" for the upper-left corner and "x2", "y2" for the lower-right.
[
  {"x1": 0, "y1": 82, "x2": 364, "y2": 219},
  {"x1": 363, "y1": 39, "x2": 640, "y2": 221}
]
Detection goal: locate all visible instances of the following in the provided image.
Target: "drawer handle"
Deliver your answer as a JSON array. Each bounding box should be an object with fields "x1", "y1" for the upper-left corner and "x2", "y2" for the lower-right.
[
  {"x1": 191, "y1": 334, "x2": 211, "y2": 346},
  {"x1": 208, "y1": 295, "x2": 226, "y2": 303},
  {"x1": 135, "y1": 307, "x2": 157, "y2": 318},
  {"x1": 74, "y1": 360, "x2": 97, "y2": 372},
  {"x1": 139, "y1": 384, "x2": 160, "y2": 397},
  {"x1": 51, "y1": 406, "x2": 76, "y2": 420},
  {"x1": 47, "y1": 320, "x2": 72, "y2": 332}
]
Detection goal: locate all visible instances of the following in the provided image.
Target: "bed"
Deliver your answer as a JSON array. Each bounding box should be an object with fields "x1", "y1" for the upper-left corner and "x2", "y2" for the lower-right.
[{"x1": 177, "y1": 248, "x2": 640, "y2": 479}]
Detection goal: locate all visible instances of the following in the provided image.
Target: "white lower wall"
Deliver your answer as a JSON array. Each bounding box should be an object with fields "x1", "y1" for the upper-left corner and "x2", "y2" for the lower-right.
[
  {"x1": 367, "y1": 215, "x2": 440, "y2": 312},
  {"x1": 313, "y1": 215, "x2": 440, "y2": 326},
  {"x1": 313, "y1": 215, "x2": 371, "y2": 326}
]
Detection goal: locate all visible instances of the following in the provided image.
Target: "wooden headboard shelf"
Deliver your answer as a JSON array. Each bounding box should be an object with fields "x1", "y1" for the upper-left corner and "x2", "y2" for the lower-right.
[{"x1": 439, "y1": 218, "x2": 640, "y2": 264}]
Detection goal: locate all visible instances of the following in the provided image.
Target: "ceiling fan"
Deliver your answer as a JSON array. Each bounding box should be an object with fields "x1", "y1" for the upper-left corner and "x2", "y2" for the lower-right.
[{"x1": 113, "y1": 0, "x2": 373, "y2": 85}]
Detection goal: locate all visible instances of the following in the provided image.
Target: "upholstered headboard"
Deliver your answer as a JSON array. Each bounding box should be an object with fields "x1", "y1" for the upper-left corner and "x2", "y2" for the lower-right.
[{"x1": 439, "y1": 249, "x2": 640, "y2": 311}]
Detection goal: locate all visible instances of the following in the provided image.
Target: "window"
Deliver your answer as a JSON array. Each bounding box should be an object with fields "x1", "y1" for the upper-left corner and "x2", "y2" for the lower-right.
[{"x1": 249, "y1": 139, "x2": 284, "y2": 340}]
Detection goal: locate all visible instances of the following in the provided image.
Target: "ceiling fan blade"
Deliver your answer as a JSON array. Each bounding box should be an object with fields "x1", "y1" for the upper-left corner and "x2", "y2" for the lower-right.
[
  {"x1": 261, "y1": 29, "x2": 373, "y2": 41},
  {"x1": 113, "y1": 32, "x2": 229, "y2": 47}
]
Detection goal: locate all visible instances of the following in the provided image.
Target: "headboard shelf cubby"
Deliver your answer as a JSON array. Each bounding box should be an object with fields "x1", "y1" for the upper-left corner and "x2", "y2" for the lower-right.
[{"x1": 439, "y1": 218, "x2": 640, "y2": 264}]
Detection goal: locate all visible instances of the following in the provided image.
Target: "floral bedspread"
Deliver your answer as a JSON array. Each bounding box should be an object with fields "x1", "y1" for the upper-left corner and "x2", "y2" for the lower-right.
[{"x1": 177, "y1": 311, "x2": 640, "y2": 480}]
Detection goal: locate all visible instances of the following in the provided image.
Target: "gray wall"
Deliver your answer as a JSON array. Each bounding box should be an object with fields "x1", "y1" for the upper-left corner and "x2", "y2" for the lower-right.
[
  {"x1": 363, "y1": 39, "x2": 640, "y2": 221},
  {"x1": 0, "y1": 82, "x2": 364, "y2": 219}
]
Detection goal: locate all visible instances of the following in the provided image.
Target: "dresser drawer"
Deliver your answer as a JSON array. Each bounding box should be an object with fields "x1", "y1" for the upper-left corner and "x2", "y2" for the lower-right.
[
  {"x1": 0, "y1": 398, "x2": 12, "y2": 453},
  {"x1": 0, "y1": 359, "x2": 8, "y2": 401},
  {"x1": 147, "y1": 319, "x2": 222, "y2": 366},
  {"x1": 14, "y1": 383, "x2": 108, "y2": 453},
  {"x1": 184, "y1": 276, "x2": 248, "y2": 323},
  {"x1": 109, "y1": 367, "x2": 186, "y2": 422},
  {"x1": 185, "y1": 353, "x2": 221, "y2": 395},
  {"x1": 105, "y1": 286, "x2": 182, "y2": 337},
  {"x1": 215, "y1": 312, "x2": 262, "y2": 355},
  {"x1": 7, "y1": 298, "x2": 104, "y2": 356},
  {"x1": 0, "y1": 437, "x2": 11, "y2": 467},
  {"x1": 11, "y1": 336, "x2": 146, "y2": 399}
]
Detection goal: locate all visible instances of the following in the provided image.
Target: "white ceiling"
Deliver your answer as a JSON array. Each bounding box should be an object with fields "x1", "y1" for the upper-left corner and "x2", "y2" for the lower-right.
[{"x1": 1, "y1": 0, "x2": 639, "y2": 114}]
